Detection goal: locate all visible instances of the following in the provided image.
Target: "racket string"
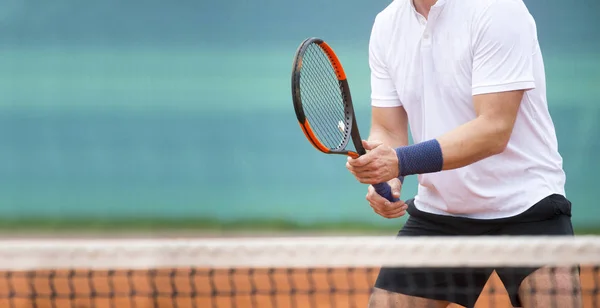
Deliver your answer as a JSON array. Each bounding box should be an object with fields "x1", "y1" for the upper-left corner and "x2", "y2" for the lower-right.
[
  {"x1": 311, "y1": 48, "x2": 348, "y2": 102},
  {"x1": 300, "y1": 84, "x2": 344, "y2": 149},
  {"x1": 300, "y1": 86, "x2": 342, "y2": 148},
  {"x1": 299, "y1": 45, "x2": 349, "y2": 149},
  {"x1": 307, "y1": 48, "x2": 348, "y2": 120},
  {"x1": 299, "y1": 68, "x2": 344, "y2": 147},
  {"x1": 301, "y1": 53, "x2": 345, "y2": 118},
  {"x1": 303, "y1": 62, "x2": 348, "y2": 130},
  {"x1": 307, "y1": 46, "x2": 349, "y2": 125}
]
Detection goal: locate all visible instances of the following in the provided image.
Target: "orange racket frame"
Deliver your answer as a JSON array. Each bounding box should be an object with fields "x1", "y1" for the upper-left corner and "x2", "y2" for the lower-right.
[{"x1": 291, "y1": 37, "x2": 363, "y2": 159}]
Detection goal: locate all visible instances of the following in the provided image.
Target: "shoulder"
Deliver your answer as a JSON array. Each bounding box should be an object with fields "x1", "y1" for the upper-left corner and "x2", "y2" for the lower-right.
[
  {"x1": 370, "y1": 0, "x2": 410, "y2": 52},
  {"x1": 372, "y1": 0, "x2": 409, "y2": 32},
  {"x1": 463, "y1": 0, "x2": 535, "y2": 29}
]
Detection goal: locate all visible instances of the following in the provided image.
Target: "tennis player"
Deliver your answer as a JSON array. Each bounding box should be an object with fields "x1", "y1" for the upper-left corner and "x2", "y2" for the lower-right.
[{"x1": 345, "y1": 0, "x2": 580, "y2": 307}]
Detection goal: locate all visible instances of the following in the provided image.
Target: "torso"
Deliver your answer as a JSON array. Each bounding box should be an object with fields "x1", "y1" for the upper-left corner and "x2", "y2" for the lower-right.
[{"x1": 371, "y1": 0, "x2": 566, "y2": 219}]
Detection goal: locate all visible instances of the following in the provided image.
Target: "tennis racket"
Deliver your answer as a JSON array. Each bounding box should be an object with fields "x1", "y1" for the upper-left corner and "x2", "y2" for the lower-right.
[{"x1": 291, "y1": 37, "x2": 398, "y2": 202}]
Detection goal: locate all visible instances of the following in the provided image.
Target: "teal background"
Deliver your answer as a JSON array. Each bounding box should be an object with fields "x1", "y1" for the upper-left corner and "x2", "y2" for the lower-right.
[{"x1": 1, "y1": 0, "x2": 599, "y2": 231}]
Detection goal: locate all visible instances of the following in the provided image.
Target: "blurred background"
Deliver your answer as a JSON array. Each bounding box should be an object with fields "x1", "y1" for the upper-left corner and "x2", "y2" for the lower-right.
[{"x1": 0, "y1": 0, "x2": 598, "y2": 236}]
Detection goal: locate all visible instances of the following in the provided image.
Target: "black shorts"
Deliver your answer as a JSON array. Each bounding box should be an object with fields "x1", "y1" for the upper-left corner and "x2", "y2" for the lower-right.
[{"x1": 374, "y1": 194, "x2": 575, "y2": 308}]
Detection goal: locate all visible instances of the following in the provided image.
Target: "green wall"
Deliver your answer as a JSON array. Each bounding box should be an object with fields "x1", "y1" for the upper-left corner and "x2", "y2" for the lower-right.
[{"x1": 1, "y1": 0, "x2": 599, "y2": 231}]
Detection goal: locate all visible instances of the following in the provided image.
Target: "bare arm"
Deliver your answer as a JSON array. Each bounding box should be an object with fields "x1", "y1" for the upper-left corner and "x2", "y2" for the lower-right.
[
  {"x1": 362, "y1": 106, "x2": 410, "y2": 218},
  {"x1": 348, "y1": 90, "x2": 524, "y2": 184},
  {"x1": 357, "y1": 13, "x2": 410, "y2": 218},
  {"x1": 436, "y1": 0, "x2": 534, "y2": 170},
  {"x1": 368, "y1": 106, "x2": 409, "y2": 149},
  {"x1": 437, "y1": 90, "x2": 523, "y2": 170}
]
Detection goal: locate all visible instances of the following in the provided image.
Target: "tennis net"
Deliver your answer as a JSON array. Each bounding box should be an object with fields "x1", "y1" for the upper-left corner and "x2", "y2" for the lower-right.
[{"x1": 0, "y1": 236, "x2": 599, "y2": 308}]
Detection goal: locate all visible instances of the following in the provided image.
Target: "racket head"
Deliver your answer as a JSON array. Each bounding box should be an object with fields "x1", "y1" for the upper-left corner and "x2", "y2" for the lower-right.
[{"x1": 291, "y1": 37, "x2": 364, "y2": 159}]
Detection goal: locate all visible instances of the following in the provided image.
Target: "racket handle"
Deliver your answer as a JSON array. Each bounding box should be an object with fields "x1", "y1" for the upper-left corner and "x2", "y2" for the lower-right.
[{"x1": 373, "y1": 182, "x2": 400, "y2": 202}]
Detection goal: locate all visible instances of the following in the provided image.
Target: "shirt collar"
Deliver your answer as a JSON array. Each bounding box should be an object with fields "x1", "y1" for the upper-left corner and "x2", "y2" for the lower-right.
[{"x1": 410, "y1": 0, "x2": 447, "y2": 14}]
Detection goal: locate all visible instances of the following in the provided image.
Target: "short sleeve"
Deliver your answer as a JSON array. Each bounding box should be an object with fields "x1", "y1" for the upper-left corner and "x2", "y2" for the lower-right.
[
  {"x1": 369, "y1": 14, "x2": 402, "y2": 107},
  {"x1": 471, "y1": 0, "x2": 537, "y2": 96}
]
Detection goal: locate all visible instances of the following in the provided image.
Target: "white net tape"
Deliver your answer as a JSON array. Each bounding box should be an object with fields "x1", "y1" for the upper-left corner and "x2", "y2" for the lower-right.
[{"x1": 1, "y1": 236, "x2": 599, "y2": 270}]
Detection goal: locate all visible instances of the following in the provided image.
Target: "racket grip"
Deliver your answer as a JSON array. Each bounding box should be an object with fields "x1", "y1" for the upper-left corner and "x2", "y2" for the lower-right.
[{"x1": 373, "y1": 182, "x2": 399, "y2": 202}]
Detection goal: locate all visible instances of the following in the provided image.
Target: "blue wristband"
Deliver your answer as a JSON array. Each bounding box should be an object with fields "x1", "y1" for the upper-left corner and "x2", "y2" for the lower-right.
[{"x1": 396, "y1": 139, "x2": 444, "y2": 176}]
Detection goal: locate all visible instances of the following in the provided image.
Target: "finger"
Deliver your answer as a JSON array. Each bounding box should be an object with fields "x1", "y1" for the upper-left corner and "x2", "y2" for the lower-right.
[
  {"x1": 375, "y1": 208, "x2": 407, "y2": 219},
  {"x1": 367, "y1": 189, "x2": 392, "y2": 206},
  {"x1": 347, "y1": 154, "x2": 373, "y2": 167},
  {"x1": 359, "y1": 175, "x2": 388, "y2": 185},
  {"x1": 380, "y1": 201, "x2": 408, "y2": 214},
  {"x1": 349, "y1": 166, "x2": 383, "y2": 184},
  {"x1": 347, "y1": 168, "x2": 377, "y2": 184},
  {"x1": 371, "y1": 206, "x2": 407, "y2": 219},
  {"x1": 369, "y1": 199, "x2": 407, "y2": 213},
  {"x1": 389, "y1": 179, "x2": 403, "y2": 199},
  {"x1": 348, "y1": 159, "x2": 380, "y2": 172},
  {"x1": 362, "y1": 140, "x2": 383, "y2": 151},
  {"x1": 375, "y1": 202, "x2": 407, "y2": 215},
  {"x1": 371, "y1": 207, "x2": 406, "y2": 219},
  {"x1": 353, "y1": 163, "x2": 386, "y2": 178},
  {"x1": 385, "y1": 209, "x2": 407, "y2": 219},
  {"x1": 346, "y1": 161, "x2": 367, "y2": 173},
  {"x1": 367, "y1": 184, "x2": 403, "y2": 206}
]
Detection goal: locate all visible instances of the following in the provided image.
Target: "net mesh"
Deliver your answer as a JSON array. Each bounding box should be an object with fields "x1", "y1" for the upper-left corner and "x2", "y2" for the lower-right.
[{"x1": 0, "y1": 236, "x2": 599, "y2": 308}]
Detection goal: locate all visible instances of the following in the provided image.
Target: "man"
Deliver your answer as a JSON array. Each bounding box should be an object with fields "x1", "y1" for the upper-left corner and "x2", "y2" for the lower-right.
[{"x1": 345, "y1": 0, "x2": 580, "y2": 307}]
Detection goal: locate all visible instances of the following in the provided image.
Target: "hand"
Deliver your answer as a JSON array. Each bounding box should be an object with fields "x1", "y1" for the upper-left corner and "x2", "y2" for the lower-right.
[
  {"x1": 367, "y1": 178, "x2": 407, "y2": 219},
  {"x1": 346, "y1": 140, "x2": 399, "y2": 184}
]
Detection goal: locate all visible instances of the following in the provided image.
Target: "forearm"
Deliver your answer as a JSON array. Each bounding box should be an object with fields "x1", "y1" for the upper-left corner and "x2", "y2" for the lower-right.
[
  {"x1": 368, "y1": 106, "x2": 409, "y2": 148},
  {"x1": 436, "y1": 116, "x2": 509, "y2": 170},
  {"x1": 369, "y1": 125, "x2": 408, "y2": 149},
  {"x1": 368, "y1": 106, "x2": 409, "y2": 182},
  {"x1": 396, "y1": 116, "x2": 511, "y2": 176},
  {"x1": 371, "y1": 125, "x2": 408, "y2": 183}
]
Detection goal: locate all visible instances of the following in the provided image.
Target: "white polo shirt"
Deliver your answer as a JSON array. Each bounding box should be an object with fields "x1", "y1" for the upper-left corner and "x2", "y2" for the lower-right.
[{"x1": 369, "y1": 0, "x2": 566, "y2": 219}]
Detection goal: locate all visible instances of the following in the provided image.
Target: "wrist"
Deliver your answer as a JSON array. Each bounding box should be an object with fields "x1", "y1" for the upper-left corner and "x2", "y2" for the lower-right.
[{"x1": 395, "y1": 139, "x2": 444, "y2": 176}]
